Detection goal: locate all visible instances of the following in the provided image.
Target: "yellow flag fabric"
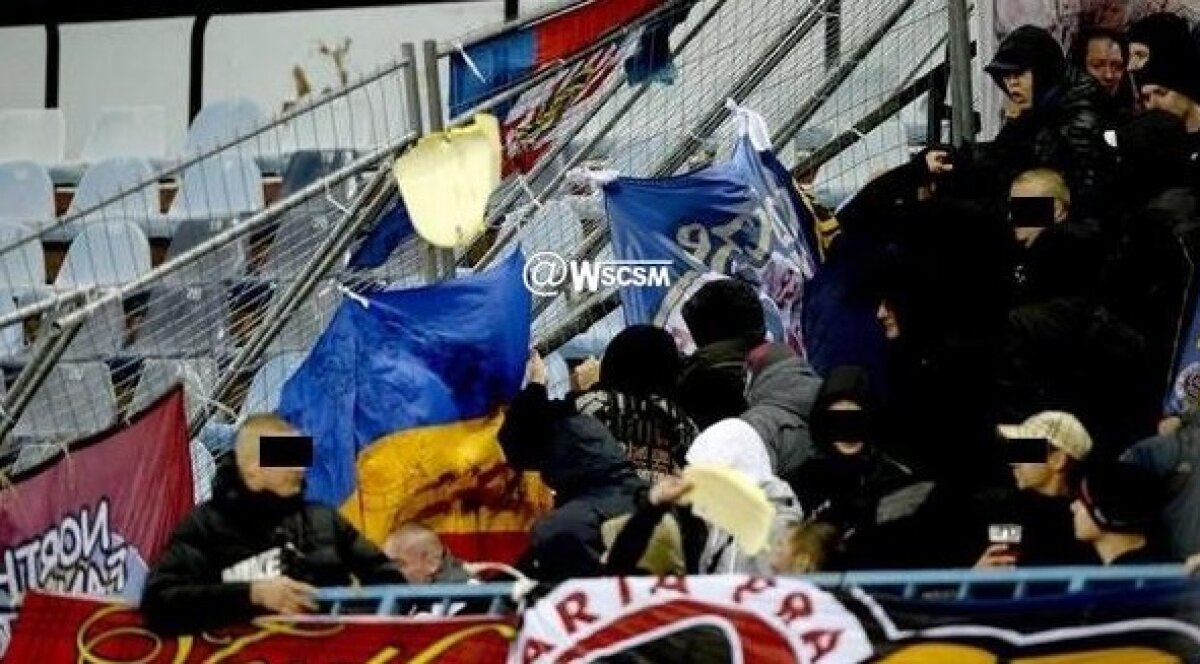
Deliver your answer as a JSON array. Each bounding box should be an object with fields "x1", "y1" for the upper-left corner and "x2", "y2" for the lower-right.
[
  {"x1": 393, "y1": 113, "x2": 501, "y2": 249},
  {"x1": 339, "y1": 413, "x2": 553, "y2": 563}
]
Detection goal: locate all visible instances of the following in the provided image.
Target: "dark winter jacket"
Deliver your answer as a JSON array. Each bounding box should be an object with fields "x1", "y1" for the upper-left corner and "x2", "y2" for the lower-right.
[
  {"x1": 785, "y1": 366, "x2": 914, "y2": 540},
  {"x1": 1122, "y1": 416, "x2": 1200, "y2": 559},
  {"x1": 986, "y1": 27, "x2": 1115, "y2": 221},
  {"x1": 740, "y1": 343, "x2": 822, "y2": 475},
  {"x1": 1108, "y1": 187, "x2": 1200, "y2": 395},
  {"x1": 141, "y1": 461, "x2": 402, "y2": 634},
  {"x1": 498, "y1": 383, "x2": 645, "y2": 582}
]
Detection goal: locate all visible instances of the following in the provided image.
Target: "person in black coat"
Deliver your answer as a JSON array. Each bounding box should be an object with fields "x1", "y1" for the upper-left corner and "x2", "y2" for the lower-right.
[
  {"x1": 141, "y1": 415, "x2": 403, "y2": 635},
  {"x1": 998, "y1": 167, "x2": 1157, "y2": 459},
  {"x1": 1105, "y1": 110, "x2": 1200, "y2": 403},
  {"x1": 783, "y1": 365, "x2": 913, "y2": 547},
  {"x1": 498, "y1": 350, "x2": 647, "y2": 582},
  {"x1": 984, "y1": 25, "x2": 1116, "y2": 223}
]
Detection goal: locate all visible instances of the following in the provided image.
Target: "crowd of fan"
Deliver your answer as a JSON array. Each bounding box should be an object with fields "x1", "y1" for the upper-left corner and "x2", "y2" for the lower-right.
[{"x1": 137, "y1": 13, "x2": 1200, "y2": 634}]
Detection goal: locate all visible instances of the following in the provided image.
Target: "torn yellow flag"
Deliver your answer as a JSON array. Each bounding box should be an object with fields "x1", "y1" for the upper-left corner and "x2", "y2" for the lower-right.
[{"x1": 394, "y1": 113, "x2": 501, "y2": 248}]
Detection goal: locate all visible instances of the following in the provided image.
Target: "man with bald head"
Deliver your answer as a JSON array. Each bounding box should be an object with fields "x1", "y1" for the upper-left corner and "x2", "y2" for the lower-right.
[
  {"x1": 384, "y1": 522, "x2": 471, "y2": 584},
  {"x1": 142, "y1": 414, "x2": 403, "y2": 634}
]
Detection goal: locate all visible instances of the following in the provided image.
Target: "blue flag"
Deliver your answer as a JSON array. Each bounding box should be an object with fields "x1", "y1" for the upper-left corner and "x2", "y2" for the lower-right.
[
  {"x1": 347, "y1": 196, "x2": 415, "y2": 270},
  {"x1": 603, "y1": 128, "x2": 817, "y2": 353},
  {"x1": 277, "y1": 251, "x2": 532, "y2": 505},
  {"x1": 1167, "y1": 298, "x2": 1200, "y2": 415}
]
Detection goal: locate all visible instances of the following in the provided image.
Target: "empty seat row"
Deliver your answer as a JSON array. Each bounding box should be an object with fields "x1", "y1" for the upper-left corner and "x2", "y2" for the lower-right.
[
  {"x1": 0, "y1": 149, "x2": 352, "y2": 241},
  {"x1": 1, "y1": 96, "x2": 398, "y2": 178}
]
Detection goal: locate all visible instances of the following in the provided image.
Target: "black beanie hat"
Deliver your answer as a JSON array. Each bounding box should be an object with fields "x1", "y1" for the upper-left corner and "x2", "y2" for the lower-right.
[
  {"x1": 599, "y1": 324, "x2": 682, "y2": 398},
  {"x1": 1078, "y1": 463, "x2": 1162, "y2": 535},
  {"x1": 1128, "y1": 12, "x2": 1192, "y2": 56},
  {"x1": 682, "y1": 278, "x2": 766, "y2": 349},
  {"x1": 1135, "y1": 38, "x2": 1200, "y2": 102}
]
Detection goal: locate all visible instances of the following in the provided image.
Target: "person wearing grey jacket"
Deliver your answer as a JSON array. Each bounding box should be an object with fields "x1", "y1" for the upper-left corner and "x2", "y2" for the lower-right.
[
  {"x1": 1121, "y1": 411, "x2": 1200, "y2": 559},
  {"x1": 680, "y1": 278, "x2": 822, "y2": 476},
  {"x1": 741, "y1": 342, "x2": 822, "y2": 476}
]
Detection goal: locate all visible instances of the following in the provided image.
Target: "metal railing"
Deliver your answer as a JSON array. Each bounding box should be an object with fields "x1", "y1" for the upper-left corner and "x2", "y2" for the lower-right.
[{"x1": 310, "y1": 566, "x2": 1190, "y2": 615}]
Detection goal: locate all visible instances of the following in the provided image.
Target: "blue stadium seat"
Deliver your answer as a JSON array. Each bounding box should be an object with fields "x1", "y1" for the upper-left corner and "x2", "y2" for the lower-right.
[
  {"x1": 165, "y1": 218, "x2": 247, "y2": 284},
  {"x1": 11, "y1": 361, "x2": 116, "y2": 443},
  {"x1": 54, "y1": 220, "x2": 152, "y2": 288},
  {"x1": 240, "y1": 351, "x2": 306, "y2": 416},
  {"x1": 0, "y1": 222, "x2": 47, "y2": 301},
  {"x1": 0, "y1": 109, "x2": 65, "y2": 166},
  {"x1": 81, "y1": 106, "x2": 168, "y2": 163},
  {"x1": 59, "y1": 298, "x2": 127, "y2": 361},
  {"x1": 132, "y1": 357, "x2": 219, "y2": 420},
  {"x1": 184, "y1": 98, "x2": 266, "y2": 156},
  {"x1": 162, "y1": 155, "x2": 264, "y2": 238},
  {"x1": 48, "y1": 157, "x2": 160, "y2": 242},
  {"x1": 282, "y1": 150, "x2": 354, "y2": 197},
  {"x1": 0, "y1": 161, "x2": 54, "y2": 230},
  {"x1": 131, "y1": 286, "x2": 231, "y2": 356}
]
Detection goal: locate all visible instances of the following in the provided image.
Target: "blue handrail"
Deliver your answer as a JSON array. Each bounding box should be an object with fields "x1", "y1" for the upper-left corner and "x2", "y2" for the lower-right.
[{"x1": 309, "y1": 565, "x2": 1190, "y2": 615}]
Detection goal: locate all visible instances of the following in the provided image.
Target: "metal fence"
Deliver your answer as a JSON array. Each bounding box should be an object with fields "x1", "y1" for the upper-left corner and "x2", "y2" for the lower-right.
[
  {"x1": 0, "y1": 0, "x2": 979, "y2": 481},
  {"x1": 454, "y1": 0, "x2": 958, "y2": 353},
  {"x1": 0, "y1": 51, "x2": 423, "y2": 478}
]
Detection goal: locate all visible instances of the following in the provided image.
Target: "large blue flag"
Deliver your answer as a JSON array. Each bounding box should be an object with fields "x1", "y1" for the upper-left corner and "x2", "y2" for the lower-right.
[
  {"x1": 276, "y1": 252, "x2": 549, "y2": 559},
  {"x1": 603, "y1": 114, "x2": 817, "y2": 353}
]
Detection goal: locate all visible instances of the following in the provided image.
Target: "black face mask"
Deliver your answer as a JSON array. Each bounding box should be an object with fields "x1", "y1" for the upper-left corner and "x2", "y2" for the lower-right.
[{"x1": 822, "y1": 410, "x2": 873, "y2": 448}]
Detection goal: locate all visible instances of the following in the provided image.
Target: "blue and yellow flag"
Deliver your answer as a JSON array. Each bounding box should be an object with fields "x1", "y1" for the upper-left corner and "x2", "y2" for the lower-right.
[{"x1": 278, "y1": 251, "x2": 551, "y2": 561}]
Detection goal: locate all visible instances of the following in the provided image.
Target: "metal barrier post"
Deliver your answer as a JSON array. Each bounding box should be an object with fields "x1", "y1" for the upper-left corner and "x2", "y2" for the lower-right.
[{"x1": 946, "y1": 0, "x2": 976, "y2": 146}]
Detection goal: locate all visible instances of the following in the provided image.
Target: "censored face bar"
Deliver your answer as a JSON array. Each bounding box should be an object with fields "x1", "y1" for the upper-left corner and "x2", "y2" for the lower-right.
[{"x1": 259, "y1": 435, "x2": 314, "y2": 468}]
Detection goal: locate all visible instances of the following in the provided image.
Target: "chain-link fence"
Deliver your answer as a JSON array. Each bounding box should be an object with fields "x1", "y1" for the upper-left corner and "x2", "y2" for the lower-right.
[
  {"x1": 461, "y1": 0, "x2": 958, "y2": 353},
  {"x1": 0, "y1": 54, "x2": 422, "y2": 481},
  {"x1": 1, "y1": 0, "x2": 976, "y2": 489}
]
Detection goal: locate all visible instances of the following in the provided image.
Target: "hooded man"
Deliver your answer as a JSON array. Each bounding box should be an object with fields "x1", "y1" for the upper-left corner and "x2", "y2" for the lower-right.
[
  {"x1": 783, "y1": 365, "x2": 913, "y2": 544},
  {"x1": 142, "y1": 414, "x2": 403, "y2": 635},
  {"x1": 1106, "y1": 110, "x2": 1200, "y2": 402},
  {"x1": 1135, "y1": 34, "x2": 1200, "y2": 170},
  {"x1": 984, "y1": 25, "x2": 1115, "y2": 221},
  {"x1": 1127, "y1": 11, "x2": 1194, "y2": 71}
]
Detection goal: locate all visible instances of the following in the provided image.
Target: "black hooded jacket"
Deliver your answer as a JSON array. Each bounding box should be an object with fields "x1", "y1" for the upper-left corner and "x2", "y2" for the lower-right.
[
  {"x1": 141, "y1": 461, "x2": 402, "y2": 634},
  {"x1": 783, "y1": 366, "x2": 913, "y2": 540},
  {"x1": 1106, "y1": 111, "x2": 1200, "y2": 397},
  {"x1": 986, "y1": 26, "x2": 1115, "y2": 222}
]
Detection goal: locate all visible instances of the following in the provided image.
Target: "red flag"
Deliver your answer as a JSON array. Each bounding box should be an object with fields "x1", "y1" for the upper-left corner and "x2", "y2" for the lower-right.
[
  {"x1": 0, "y1": 388, "x2": 193, "y2": 602},
  {"x1": 6, "y1": 591, "x2": 514, "y2": 663}
]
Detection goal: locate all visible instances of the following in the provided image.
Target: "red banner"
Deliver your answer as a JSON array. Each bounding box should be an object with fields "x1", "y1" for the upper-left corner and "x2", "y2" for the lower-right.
[
  {"x1": 5, "y1": 591, "x2": 514, "y2": 663},
  {"x1": 0, "y1": 388, "x2": 193, "y2": 602}
]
